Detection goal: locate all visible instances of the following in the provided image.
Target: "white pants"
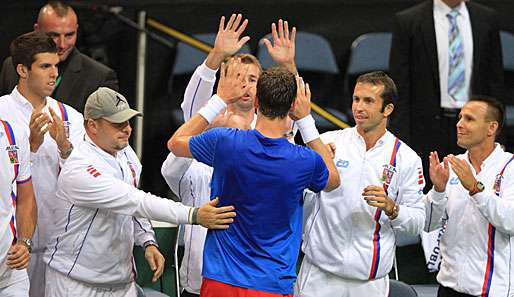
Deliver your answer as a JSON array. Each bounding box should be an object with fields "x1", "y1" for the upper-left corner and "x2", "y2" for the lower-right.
[
  {"x1": 45, "y1": 267, "x2": 137, "y2": 297},
  {"x1": 27, "y1": 251, "x2": 45, "y2": 297},
  {"x1": 0, "y1": 277, "x2": 29, "y2": 297},
  {"x1": 294, "y1": 258, "x2": 389, "y2": 297}
]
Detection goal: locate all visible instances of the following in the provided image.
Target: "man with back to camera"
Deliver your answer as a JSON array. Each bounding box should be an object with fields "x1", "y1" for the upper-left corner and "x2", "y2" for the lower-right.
[
  {"x1": 43, "y1": 86, "x2": 236, "y2": 297},
  {"x1": 0, "y1": 0, "x2": 119, "y2": 112},
  {"x1": 424, "y1": 97, "x2": 514, "y2": 297},
  {"x1": 0, "y1": 31, "x2": 85, "y2": 297},
  {"x1": 295, "y1": 71, "x2": 426, "y2": 297},
  {"x1": 168, "y1": 60, "x2": 340, "y2": 296},
  {"x1": 0, "y1": 118, "x2": 37, "y2": 296},
  {"x1": 161, "y1": 13, "x2": 298, "y2": 297}
]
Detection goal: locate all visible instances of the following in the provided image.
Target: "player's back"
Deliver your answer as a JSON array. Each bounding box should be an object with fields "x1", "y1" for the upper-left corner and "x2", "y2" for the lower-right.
[{"x1": 190, "y1": 128, "x2": 328, "y2": 294}]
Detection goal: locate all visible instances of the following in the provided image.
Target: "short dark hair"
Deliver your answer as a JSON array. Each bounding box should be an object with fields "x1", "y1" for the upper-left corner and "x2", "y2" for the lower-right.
[
  {"x1": 256, "y1": 67, "x2": 297, "y2": 119},
  {"x1": 469, "y1": 96, "x2": 505, "y2": 136},
  {"x1": 10, "y1": 31, "x2": 57, "y2": 70},
  {"x1": 356, "y1": 71, "x2": 398, "y2": 111}
]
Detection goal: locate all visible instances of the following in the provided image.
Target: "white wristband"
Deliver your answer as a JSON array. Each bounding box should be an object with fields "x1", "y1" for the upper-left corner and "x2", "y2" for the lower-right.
[
  {"x1": 296, "y1": 114, "x2": 319, "y2": 144},
  {"x1": 198, "y1": 94, "x2": 227, "y2": 123}
]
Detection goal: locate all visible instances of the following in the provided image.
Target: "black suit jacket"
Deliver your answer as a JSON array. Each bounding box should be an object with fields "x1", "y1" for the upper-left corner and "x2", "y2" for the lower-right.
[
  {"x1": 0, "y1": 48, "x2": 119, "y2": 113},
  {"x1": 389, "y1": 1, "x2": 504, "y2": 157}
]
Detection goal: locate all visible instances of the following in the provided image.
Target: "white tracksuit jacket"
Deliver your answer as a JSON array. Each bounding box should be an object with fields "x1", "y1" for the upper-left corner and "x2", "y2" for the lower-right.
[
  {"x1": 44, "y1": 135, "x2": 192, "y2": 287},
  {"x1": 302, "y1": 128, "x2": 425, "y2": 281},
  {"x1": 424, "y1": 145, "x2": 514, "y2": 296},
  {"x1": 0, "y1": 120, "x2": 31, "y2": 288}
]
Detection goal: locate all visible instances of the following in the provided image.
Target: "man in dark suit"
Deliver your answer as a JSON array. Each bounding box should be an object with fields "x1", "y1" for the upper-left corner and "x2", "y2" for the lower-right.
[
  {"x1": 389, "y1": 0, "x2": 504, "y2": 188},
  {"x1": 0, "y1": 1, "x2": 118, "y2": 113}
]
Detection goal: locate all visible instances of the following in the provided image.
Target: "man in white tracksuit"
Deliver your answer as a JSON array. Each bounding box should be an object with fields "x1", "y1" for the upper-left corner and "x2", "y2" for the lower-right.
[
  {"x1": 162, "y1": 14, "x2": 297, "y2": 297},
  {"x1": 424, "y1": 97, "x2": 513, "y2": 297},
  {"x1": 44, "y1": 87, "x2": 236, "y2": 297},
  {"x1": 0, "y1": 119, "x2": 37, "y2": 296},
  {"x1": 0, "y1": 31, "x2": 85, "y2": 297},
  {"x1": 295, "y1": 71, "x2": 426, "y2": 297}
]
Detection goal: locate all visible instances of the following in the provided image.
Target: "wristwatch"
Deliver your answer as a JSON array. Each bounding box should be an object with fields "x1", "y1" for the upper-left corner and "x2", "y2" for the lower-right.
[
  {"x1": 469, "y1": 181, "x2": 485, "y2": 196},
  {"x1": 387, "y1": 203, "x2": 400, "y2": 220},
  {"x1": 18, "y1": 238, "x2": 32, "y2": 253}
]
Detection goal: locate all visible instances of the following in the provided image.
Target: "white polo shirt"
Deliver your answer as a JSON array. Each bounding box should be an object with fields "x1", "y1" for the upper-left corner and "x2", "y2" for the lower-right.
[
  {"x1": 303, "y1": 128, "x2": 425, "y2": 281},
  {"x1": 45, "y1": 135, "x2": 192, "y2": 286},
  {"x1": 0, "y1": 87, "x2": 85, "y2": 253},
  {"x1": 425, "y1": 145, "x2": 514, "y2": 296},
  {"x1": 0, "y1": 120, "x2": 31, "y2": 288}
]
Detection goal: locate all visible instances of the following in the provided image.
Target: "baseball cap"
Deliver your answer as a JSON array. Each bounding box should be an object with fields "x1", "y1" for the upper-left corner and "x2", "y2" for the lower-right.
[{"x1": 84, "y1": 87, "x2": 142, "y2": 123}]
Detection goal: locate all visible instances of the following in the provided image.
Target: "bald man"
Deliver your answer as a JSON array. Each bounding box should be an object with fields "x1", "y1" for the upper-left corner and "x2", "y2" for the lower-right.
[{"x1": 0, "y1": 0, "x2": 118, "y2": 112}]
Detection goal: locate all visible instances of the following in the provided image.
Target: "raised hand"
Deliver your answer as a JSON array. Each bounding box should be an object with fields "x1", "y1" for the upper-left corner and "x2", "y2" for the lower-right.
[
  {"x1": 447, "y1": 154, "x2": 476, "y2": 191},
  {"x1": 197, "y1": 197, "x2": 236, "y2": 229},
  {"x1": 216, "y1": 58, "x2": 250, "y2": 104},
  {"x1": 289, "y1": 75, "x2": 311, "y2": 120},
  {"x1": 29, "y1": 109, "x2": 51, "y2": 153},
  {"x1": 429, "y1": 151, "x2": 450, "y2": 192},
  {"x1": 206, "y1": 14, "x2": 250, "y2": 70},
  {"x1": 48, "y1": 108, "x2": 68, "y2": 147},
  {"x1": 262, "y1": 19, "x2": 297, "y2": 73}
]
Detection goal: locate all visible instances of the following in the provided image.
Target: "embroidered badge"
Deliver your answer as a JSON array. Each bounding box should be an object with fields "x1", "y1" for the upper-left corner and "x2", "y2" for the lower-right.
[
  {"x1": 381, "y1": 164, "x2": 396, "y2": 184},
  {"x1": 6, "y1": 145, "x2": 19, "y2": 165},
  {"x1": 494, "y1": 174, "x2": 503, "y2": 193},
  {"x1": 63, "y1": 121, "x2": 70, "y2": 139}
]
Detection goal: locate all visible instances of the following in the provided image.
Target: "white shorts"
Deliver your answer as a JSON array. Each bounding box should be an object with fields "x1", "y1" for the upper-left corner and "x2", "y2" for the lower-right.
[
  {"x1": 45, "y1": 266, "x2": 137, "y2": 297},
  {"x1": 0, "y1": 277, "x2": 29, "y2": 297},
  {"x1": 294, "y1": 258, "x2": 389, "y2": 297}
]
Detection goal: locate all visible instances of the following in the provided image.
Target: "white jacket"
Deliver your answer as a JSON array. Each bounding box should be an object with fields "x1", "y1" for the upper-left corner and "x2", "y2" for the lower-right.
[
  {"x1": 0, "y1": 120, "x2": 31, "y2": 288},
  {"x1": 303, "y1": 128, "x2": 425, "y2": 280},
  {"x1": 0, "y1": 87, "x2": 84, "y2": 253},
  {"x1": 162, "y1": 153, "x2": 211, "y2": 294},
  {"x1": 44, "y1": 136, "x2": 192, "y2": 286},
  {"x1": 424, "y1": 145, "x2": 514, "y2": 296}
]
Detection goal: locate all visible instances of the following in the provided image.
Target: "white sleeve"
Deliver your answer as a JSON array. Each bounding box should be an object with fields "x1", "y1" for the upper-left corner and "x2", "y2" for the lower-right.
[
  {"x1": 390, "y1": 155, "x2": 426, "y2": 236},
  {"x1": 423, "y1": 189, "x2": 447, "y2": 232},
  {"x1": 181, "y1": 62, "x2": 218, "y2": 121},
  {"x1": 15, "y1": 127, "x2": 31, "y2": 183},
  {"x1": 133, "y1": 217, "x2": 156, "y2": 247},
  {"x1": 470, "y1": 166, "x2": 514, "y2": 235},
  {"x1": 61, "y1": 163, "x2": 192, "y2": 225},
  {"x1": 161, "y1": 152, "x2": 193, "y2": 199},
  {"x1": 59, "y1": 107, "x2": 85, "y2": 166}
]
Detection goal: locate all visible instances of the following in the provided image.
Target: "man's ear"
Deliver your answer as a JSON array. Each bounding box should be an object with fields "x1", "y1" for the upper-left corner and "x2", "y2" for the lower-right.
[
  {"x1": 487, "y1": 121, "x2": 499, "y2": 137},
  {"x1": 33, "y1": 23, "x2": 39, "y2": 31},
  {"x1": 383, "y1": 103, "x2": 394, "y2": 117},
  {"x1": 254, "y1": 96, "x2": 260, "y2": 110},
  {"x1": 16, "y1": 64, "x2": 28, "y2": 79}
]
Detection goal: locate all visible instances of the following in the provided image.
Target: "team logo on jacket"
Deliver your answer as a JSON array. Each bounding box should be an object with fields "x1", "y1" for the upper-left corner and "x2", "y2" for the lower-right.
[
  {"x1": 494, "y1": 174, "x2": 503, "y2": 193},
  {"x1": 6, "y1": 145, "x2": 19, "y2": 165},
  {"x1": 336, "y1": 159, "x2": 349, "y2": 168},
  {"x1": 449, "y1": 177, "x2": 459, "y2": 185},
  {"x1": 63, "y1": 121, "x2": 70, "y2": 139},
  {"x1": 381, "y1": 164, "x2": 396, "y2": 184},
  {"x1": 86, "y1": 165, "x2": 101, "y2": 178}
]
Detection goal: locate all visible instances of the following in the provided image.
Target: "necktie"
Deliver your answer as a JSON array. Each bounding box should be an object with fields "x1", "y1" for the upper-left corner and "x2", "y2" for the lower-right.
[{"x1": 447, "y1": 9, "x2": 466, "y2": 102}]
